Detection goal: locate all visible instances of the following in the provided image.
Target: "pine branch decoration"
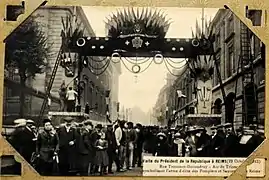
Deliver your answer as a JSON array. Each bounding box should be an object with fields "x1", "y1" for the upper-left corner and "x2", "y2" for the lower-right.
[{"x1": 105, "y1": 8, "x2": 172, "y2": 38}]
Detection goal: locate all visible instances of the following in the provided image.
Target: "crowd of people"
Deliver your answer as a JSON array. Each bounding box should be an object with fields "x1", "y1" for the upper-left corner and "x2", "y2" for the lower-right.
[
  {"x1": 8, "y1": 117, "x2": 144, "y2": 176},
  {"x1": 6, "y1": 117, "x2": 265, "y2": 176},
  {"x1": 143, "y1": 123, "x2": 265, "y2": 157}
]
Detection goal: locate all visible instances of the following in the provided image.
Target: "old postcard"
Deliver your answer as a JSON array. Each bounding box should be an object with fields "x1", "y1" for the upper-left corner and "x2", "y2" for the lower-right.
[{"x1": 0, "y1": 2, "x2": 267, "y2": 179}]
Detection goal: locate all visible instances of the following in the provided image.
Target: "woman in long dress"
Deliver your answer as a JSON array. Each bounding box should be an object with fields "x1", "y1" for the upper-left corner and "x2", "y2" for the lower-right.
[{"x1": 94, "y1": 132, "x2": 109, "y2": 175}]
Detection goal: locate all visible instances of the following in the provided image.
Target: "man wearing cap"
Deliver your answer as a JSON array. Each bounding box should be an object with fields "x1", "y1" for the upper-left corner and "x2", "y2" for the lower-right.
[
  {"x1": 208, "y1": 125, "x2": 224, "y2": 157},
  {"x1": 17, "y1": 119, "x2": 37, "y2": 164},
  {"x1": 221, "y1": 123, "x2": 239, "y2": 157},
  {"x1": 76, "y1": 120, "x2": 94, "y2": 175},
  {"x1": 57, "y1": 117, "x2": 78, "y2": 175}
]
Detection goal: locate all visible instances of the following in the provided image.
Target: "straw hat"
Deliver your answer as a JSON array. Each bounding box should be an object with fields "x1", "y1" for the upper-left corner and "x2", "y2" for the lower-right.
[
  {"x1": 174, "y1": 132, "x2": 181, "y2": 137},
  {"x1": 157, "y1": 132, "x2": 166, "y2": 137},
  {"x1": 187, "y1": 126, "x2": 196, "y2": 132},
  {"x1": 211, "y1": 125, "x2": 217, "y2": 130},
  {"x1": 223, "y1": 123, "x2": 232, "y2": 128},
  {"x1": 64, "y1": 117, "x2": 73, "y2": 122}
]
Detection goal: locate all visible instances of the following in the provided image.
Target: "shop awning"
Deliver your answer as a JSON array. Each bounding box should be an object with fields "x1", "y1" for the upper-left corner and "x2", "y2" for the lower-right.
[{"x1": 187, "y1": 114, "x2": 222, "y2": 118}]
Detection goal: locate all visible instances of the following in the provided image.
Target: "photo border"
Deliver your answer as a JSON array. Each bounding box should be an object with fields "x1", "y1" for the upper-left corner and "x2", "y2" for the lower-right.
[{"x1": 0, "y1": 0, "x2": 268, "y2": 180}]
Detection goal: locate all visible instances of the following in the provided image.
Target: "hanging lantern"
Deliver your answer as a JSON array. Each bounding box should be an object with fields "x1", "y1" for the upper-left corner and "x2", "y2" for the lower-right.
[{"x1": 154, "y1": 53, "x2": 164, "y2": 64}]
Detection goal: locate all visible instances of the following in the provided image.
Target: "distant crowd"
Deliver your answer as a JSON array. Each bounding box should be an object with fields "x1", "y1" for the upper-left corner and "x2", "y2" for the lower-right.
[
  {"x1": 143, "y1": 123, "x2": 264, "y2": 157},
  {"x1": 6, "y1": 118, "x2": 265, "y2": 176}
]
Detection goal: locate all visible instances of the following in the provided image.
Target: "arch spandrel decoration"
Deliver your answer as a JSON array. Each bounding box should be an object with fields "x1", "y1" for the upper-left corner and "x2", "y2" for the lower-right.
[{"x1": 66, "y1": 7, "x2": 215, "y2": 59}]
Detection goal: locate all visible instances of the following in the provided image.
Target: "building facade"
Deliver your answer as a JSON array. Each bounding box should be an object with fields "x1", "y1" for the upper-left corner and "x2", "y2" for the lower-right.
[
  {"x1": 166, "y1": 67, "x2": 197, "y2": 126},
  {"x1": 3, "y1": 6, "x2": 121, "y2": 124},
  {"x1": 153, "y1": 84, "x2": 170, "y2": 126},
  {"x1": 210, "y1": 9, "x2": 265, "y2": 129}
]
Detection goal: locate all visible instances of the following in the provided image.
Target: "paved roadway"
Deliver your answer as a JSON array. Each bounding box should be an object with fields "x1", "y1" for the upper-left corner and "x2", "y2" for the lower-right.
[{"x1": 109, "y1": 153, "x2": 152, "y2": 176}]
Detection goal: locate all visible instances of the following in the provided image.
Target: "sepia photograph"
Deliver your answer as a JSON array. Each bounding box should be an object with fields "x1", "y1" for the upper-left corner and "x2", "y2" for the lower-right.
[{"x1": 1, "y1": 5, "x2": 266, "y2": 176}]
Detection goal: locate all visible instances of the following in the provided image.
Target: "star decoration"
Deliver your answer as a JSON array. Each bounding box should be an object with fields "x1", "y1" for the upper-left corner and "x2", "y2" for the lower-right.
[
  {"x1": 145, "y1": 41, "x2": 150, "y2": 46},
  {"x1": 125, "y1": 40, "x2": 130, "y2": 45}
]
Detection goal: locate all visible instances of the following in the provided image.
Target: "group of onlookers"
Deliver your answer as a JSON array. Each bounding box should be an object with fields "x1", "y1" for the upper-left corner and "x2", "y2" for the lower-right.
[
  {"x1": 7, "y1": 118, "x2": 265, "y2": 176},
  {"x1": 8, "y1": 117, "x2": 145, "y2": 176},
  {"x1": 143, "y1": 123, "x2": 264, "y2": 157}
]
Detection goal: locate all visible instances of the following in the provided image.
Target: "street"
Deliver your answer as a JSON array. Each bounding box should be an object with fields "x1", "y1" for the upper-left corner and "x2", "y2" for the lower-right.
[{"x1": 109, "y1": 153, "x2": 152, "y2": 176}]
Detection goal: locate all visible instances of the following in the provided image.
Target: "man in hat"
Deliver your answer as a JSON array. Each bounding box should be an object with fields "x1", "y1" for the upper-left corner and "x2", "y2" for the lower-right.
[
  {"x1": 221, "y1": 123, "x2": 239, "y2": 157},
  {"x1": 76, "y1": 120, "x2": 94, "y2": 175},
  {"x1": 196, "y1": 127, "x2": 210, "y2": 157},
  {"x1": 244, "y1": 125, "x2": 264, "y2": 157},
  {"x1": 216, "y1": 124, "x2": 225, "y2": 139},
  {"x1": 125, "y1": 122, "x2": 137, "y2": 170},
  {"x1": 57, "y1": 117, "x2": 78, "y2": 175},
  {"x1": 106, "y1": 124, "x2": 121, "y2": 174},
  {"x1": 208, "y1": 125, "x2": 224, "y2": 157},
  {"x1": 36, "y1": 118, "x2": 59, "y2": 175},
  {"x1": 133, "y1": 123, "x2": 144, "y2": 168},
  {"x1": 16, "y1": 119, "x2": 37, "y2": 164}
]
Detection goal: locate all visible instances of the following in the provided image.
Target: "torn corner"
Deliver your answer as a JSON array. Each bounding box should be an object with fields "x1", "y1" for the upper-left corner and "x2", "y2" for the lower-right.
[{"x1": 246, "y1": 158, "x2": 266, "y2": 178}]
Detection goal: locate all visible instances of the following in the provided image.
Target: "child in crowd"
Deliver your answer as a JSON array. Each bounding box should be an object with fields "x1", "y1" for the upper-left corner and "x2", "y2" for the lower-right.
[{"x1": 94, "y1": 132, "x2": 109, "y2": 175}]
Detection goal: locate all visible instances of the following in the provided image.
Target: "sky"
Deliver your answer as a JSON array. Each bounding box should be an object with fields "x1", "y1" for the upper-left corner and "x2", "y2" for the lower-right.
[{"x1": 82, "y1": 7, "x2": 218, "y2": 113}]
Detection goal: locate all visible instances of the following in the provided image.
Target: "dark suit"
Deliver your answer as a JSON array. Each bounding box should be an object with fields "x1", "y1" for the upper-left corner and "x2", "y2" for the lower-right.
[
  {"x1": 209, "y1": 134, "x2": 224, "y2": 157},
  {"x1": 106, "y1": 129, "x2": 120, "y2": 172},
  {"x1": 36, "y1": 130, "x2": 59, "y2": 175},
  {"x1": 221, "y1": 134, "x2": 239, "y2": 157},
  {"x1": 154, "y1": 139, "x2": 169, "y2": 156},
  {"x1": 76, "y1": 128, "x2": 94, "y2": 175},
  {"x1": 57, "y1": 126, "x2": 78, "y2": 175},
  {"x1": 196, "y1": 133, "x2": 211, "y2": 157},
  {"x1": 133, "y1": 130, "x2": 144, "y2": 167},
  {"x1": 17, "y1": 126, "x2": 37, "y2": 163}
]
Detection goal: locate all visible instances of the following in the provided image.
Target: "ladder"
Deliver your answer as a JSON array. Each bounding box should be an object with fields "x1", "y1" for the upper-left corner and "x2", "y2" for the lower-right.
[
  {"x1": 240, "y1": 20, "x2": 258, "y2": 126},
  {"x1": 38, "y1": 46, "x2": 63, "y2": 120}
]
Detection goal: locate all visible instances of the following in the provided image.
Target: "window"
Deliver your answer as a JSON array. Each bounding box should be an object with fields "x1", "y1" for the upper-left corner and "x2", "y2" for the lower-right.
[
  {"x1": 215, "y1": 31, "x2": 220, "y2": 49},
  {"x1": 214, "y1": 55, "x2": 220, "y2": 86},
  {"x1": 227, "y1": 45, "x2": 235, "y2": 77},
  {"x1": 250, "y1": 34, "x2": 255, "y2": 57},
  {"x1": 89, "y1": 86, "x2": 93, "y2": 107},
  {"x1": 7, "y1": 67, "x2": 20, "y2": 97},
  {"x1": 100, "y1": 94, "x2": 103, "y2": 114},
  {"x1": 222, "y1": 21, "x2": 226, "y2": 39},
  {"x1": 95, "y1": 89, "x2": 98, "y2": 111},
  {"x1": 228, "y1": 15, "x2": 234, "y2": 34}
]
